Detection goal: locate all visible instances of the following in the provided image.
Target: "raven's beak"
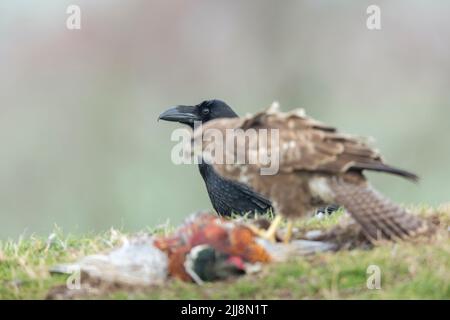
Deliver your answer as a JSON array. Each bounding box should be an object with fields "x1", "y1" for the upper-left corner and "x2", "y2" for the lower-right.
[{"x1": 158, "y1": 105, "x2": 200, "y2": 125}]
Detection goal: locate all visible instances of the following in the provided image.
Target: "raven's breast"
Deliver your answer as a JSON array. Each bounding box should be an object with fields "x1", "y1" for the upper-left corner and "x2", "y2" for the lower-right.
[{"x1": 198, "y1": 163, "x2": 273, "y2": 217}]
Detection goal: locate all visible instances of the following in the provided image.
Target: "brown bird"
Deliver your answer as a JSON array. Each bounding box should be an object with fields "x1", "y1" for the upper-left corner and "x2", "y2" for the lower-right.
[{"x1": 191, "y1": 103, "x2": 428, "y2": 243}]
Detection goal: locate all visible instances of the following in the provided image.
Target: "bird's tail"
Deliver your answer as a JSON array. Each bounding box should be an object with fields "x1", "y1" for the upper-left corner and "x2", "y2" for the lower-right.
[{"x1": 329, "y1": 178, "x2": 429, "y2": 242}]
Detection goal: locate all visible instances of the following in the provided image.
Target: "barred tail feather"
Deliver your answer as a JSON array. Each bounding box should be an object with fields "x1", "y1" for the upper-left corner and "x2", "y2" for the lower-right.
[{"x1": 330, "y1": 180, "x2": 428, "y2": 241}]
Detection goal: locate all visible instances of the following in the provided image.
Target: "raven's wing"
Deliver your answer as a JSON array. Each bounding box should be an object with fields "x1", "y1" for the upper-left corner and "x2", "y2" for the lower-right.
[
  {"x1": 234, "y1": 180, "x2": 273, "y2": 210},
  {"x1": 201, "y1": 163, "x2": 272, "y2": 215}
]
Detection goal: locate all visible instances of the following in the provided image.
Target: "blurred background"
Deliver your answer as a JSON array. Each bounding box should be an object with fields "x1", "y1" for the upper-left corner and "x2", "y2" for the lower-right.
[{"x1": 1, "y1": 0, "x2": 449, "y2": 238}]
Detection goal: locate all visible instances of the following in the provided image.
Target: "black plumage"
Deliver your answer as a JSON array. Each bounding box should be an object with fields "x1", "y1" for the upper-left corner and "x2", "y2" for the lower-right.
[
  {"x1": 159, "y1": 99, "x2": 273, "y2": 217},
  {"x1": 198, "y1": 162, "x2": 272, "y2": 216}
]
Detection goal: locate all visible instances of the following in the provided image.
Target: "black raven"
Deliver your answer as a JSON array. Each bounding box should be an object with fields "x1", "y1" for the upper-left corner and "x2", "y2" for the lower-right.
[
  {"x1": 159, "y1": 99, "x2": 336, "y2": 217},
  {"x1": 159, "y1": 100, "x2": 272, "y2": 217}
]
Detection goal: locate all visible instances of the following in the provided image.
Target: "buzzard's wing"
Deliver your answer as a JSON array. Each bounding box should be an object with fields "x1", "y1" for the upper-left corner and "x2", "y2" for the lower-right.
[{"x1": 195, "y1": 106, "x2": 417, "y2": 180}]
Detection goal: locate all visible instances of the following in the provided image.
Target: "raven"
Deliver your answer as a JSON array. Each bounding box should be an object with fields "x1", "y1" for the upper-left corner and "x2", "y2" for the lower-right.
[{"x1": 159, "y1": 100, "x2": 273, "y2": 217}]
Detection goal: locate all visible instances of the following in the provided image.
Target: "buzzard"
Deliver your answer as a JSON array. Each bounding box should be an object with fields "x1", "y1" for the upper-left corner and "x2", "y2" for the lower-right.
[{"x1": 192, "y1": 103, "x2": 428, "y2": 243}]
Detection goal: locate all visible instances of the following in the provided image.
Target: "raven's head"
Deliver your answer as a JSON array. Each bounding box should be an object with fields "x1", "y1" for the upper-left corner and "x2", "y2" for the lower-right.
[{"x1": 158, "y1": 99, "x2": 238, "y2": 128}]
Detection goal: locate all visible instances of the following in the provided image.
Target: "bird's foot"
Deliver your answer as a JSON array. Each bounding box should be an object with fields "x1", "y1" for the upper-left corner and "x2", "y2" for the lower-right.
[
  {"x1": 246, "y1": 225, "x2": 277, "y2": 242},
  {"x1": 260, "y1": 229, "x2": 277, "y2": 243},
  {"x1": 254, "y1": 215, "x2": 283, "y2": 243},
  {"x1": 246, "y1": 225, "x2": 269, "y2": 238},
  {"x1": 283, "y1": 221, "x2": 293, "y2": 244}
]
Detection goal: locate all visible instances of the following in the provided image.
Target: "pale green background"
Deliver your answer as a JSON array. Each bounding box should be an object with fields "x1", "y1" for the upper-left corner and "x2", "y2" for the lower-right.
[{"x1": 0, "y1": 0, "x2": 449, "y2": 238}]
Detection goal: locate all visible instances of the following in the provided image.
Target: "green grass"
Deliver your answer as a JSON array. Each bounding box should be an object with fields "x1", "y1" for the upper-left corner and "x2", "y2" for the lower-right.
[{"x1": 0, "y1": 205, "x2": 449, "y2": 300}]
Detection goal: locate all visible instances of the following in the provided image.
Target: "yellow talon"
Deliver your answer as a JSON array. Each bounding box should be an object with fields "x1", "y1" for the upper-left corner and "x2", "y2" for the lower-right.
[
  {"x1": 261, "y1": 215, "x2": 283, "y2": 242},
  {"x1": 246, "y1": 224, "x2": 268, "y2": 238},
  {"x1": 283, "y1": 221, "x2": 293, "y2": 244}
]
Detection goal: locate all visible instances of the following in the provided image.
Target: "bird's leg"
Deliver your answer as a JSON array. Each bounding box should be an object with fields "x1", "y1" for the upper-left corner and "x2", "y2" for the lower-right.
[
  {"x1": 246, "y1": 224, "x2": 268, "y2": 238},
  {"x1": 261, "y1": 215, "x2": 283, "y2": 242},
  {"x1": 283, "y1": 220, "x2": 293, "y2": 244}
]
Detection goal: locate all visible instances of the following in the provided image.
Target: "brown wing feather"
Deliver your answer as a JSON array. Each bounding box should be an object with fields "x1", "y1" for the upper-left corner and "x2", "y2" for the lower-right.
[{"x1": 195, "y1": 106, "x2": 417, "y2": 181}]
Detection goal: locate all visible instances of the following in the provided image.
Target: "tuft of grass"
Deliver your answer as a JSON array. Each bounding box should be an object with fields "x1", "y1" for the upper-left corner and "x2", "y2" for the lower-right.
[
  {"x1": 0, "y1": 228, "x2": 124, "y2": 299},
  {"x1": 0, "y1": 205, "x2": 448, "y2": 299}
]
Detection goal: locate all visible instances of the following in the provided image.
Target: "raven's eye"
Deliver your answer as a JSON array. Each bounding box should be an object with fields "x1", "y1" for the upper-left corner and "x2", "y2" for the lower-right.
[{"x1": 202, "y1": 108, "x2": 210, "y2": 115}]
